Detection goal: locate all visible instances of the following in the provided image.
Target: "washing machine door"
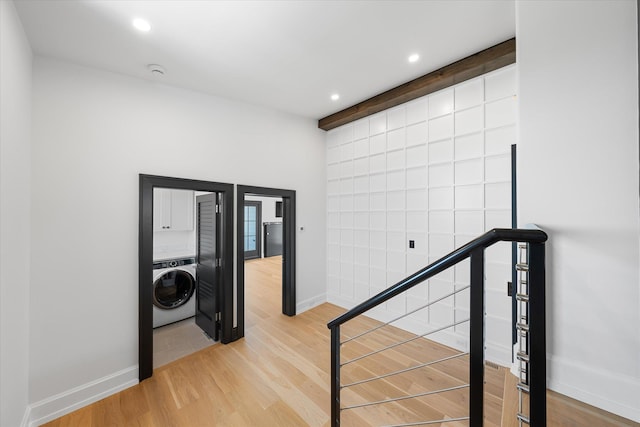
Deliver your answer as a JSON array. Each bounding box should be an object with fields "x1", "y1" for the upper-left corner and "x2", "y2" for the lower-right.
[{"x1": 153, "y1": 270, "x2": 195, "y2": 309}]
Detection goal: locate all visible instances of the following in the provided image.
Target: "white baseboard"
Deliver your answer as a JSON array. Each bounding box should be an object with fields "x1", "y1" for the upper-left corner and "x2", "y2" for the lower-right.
[
  {"x1": 27, "y1": 366, "x2": 138, "y2": 427},
  {"x1": 547, "y1": 355, "x2": 640, "y2": 423},
  {"x1": 20, "y1": 405, "x2": 31, "y2": 427},
  {"x1": 296, "y1": 293, "x2": 326, "y2": 314}
]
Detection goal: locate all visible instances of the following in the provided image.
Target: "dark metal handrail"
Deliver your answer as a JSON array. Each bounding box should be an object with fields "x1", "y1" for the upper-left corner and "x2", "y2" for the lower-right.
[{"x1": 327, "y1": 228, "x2": 548, "y2": 427}]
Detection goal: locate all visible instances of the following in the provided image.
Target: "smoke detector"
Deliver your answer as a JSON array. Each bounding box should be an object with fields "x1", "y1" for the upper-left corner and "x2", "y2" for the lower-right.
[{"x1": 147, "y1": 64, "x2": 165, "y2": 76}]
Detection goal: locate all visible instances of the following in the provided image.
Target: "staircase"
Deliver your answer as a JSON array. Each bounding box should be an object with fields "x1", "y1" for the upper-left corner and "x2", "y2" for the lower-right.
[{"x1": 327, "y1": 228, "x2": 548, "y2": 426}]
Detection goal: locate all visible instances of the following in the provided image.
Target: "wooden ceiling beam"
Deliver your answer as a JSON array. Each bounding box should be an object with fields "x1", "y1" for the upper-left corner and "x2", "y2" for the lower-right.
[{"x1": 318, "y1": 38, "x2": 516, "y2": 131}]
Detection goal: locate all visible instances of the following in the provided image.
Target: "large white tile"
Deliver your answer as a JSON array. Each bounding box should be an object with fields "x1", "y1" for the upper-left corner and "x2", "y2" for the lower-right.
[
  {"x1": 429, "y1": 88, "x2": 454, "y2": 118},
  {"x1": 429, "y1": 163, "x2": 454, "y2": 187},
  {"x1": 429, "y1": 233, "x2": 454, "y2": 257},
  {"x1": 326, "y1": 129, "x2": 340, "y2": 148},
  {"x1": 327, "y1": 246, "x2": 340, "y2": 262},
  {"x1": 369, "y1": 113, "x2": 387, "y2": 135},
  {"x1": 485, "y1": 241, "x2": 511, "y2": 264},
  {"x1": 454, "y1": 158, "x2": 483, "y2": 185},
  {"x1": 485, "y1": 209, "x2": 511, "y2": 229},
  {"x1": 406, "y1": 98, "x2": 428, "y2": 124},
  {"x1": 485, "y1": 96, "x2": 516, "y2": 129},
  {"x1": 387, "y1": 249, "x2": 406, "y2": 271},
  {"x1": 353, "y1": 157, "x2": 368, "y2": 176},
  {"x1": 485, "y1": 154, "x2": 511, "y2": 182},
  {"x1": 354, "y1": 265, "x2": 369, "y2": 284},
  {"x1": 430, "y1": 277, "x2": 455, "y2": 301},
  {"x1": 428, "y1": 139, "x2": 453, "y2": 163},
  {"x1": 354, "y1": 119, "x2": 369, "y2": 140},
  {"x1": 387, "y1": 106, "x2": 406, "y2": 130},
  {"x1": 340, "y1": 195, "x2": 353, "y2": 211},
  {"x1": 354, "y1": 231, "x2": 370, "y2": 249},
  {"x1": 455, "y1": 79, "x2": 484, "y2": 110},
  {"x1": 369, "y1": 153, "x2": 386, "y2": 173},
  {"x1": 406, "y1": 122, "x2": 428, "y2": 146},
  {"x1": 485, "y1": 182, "x2": 511, "y2": 209},
  {"x1": 407, "y1": 253, "x2": 429, "y2": 277},
  {"x1": 340, "y1": 247, "x2": 353, "y2": 264},
  {"x1": 370, "y1": 267, "x2": 387, "y2": 288},
  {"x1": 353, "y1": 175, "x2": 369, "y2": 193},
  {"x1": 454, "y1": 132, "x2": 483, "y2": 160},
  {"x1": 340, "y1": 141, "x2": 354, "y2": 161},
  {"x1": 340, "y1": 177, "x2": 353, "y2": 194},
  {"x1": 340, "y1": 277, "x2": 354, "y2": 299},
  {"x1": 353, "y1": 193, "x2": 368, "y2": 211},
  {"x1": 353, "y1": 212, "x2": 369, "y2": 229},
  {"x1": 370, "y1": 211, "x2": 386, "y2": 230},
  {"x1": 455, "y1": 106, "x2": 483, "y2": 136},
  {"x1": 406, "y1": 166, "x2": 427, "y2": 189},
  {"x1": 387, "y1": 128, "x2": 406, "y2": 151},
  {"x1": 327, "y1": 229, "x2": 339, "y2": 244},
  {"x1": 407, "y1": 210, "x2": 428, "y2": 232},
  {"x1": 485, "y1": 65, "x2": 516, "y2": 102},
  {"x1": 485, "y1": 125, "x2": 515, "y2": 155},
  {"x1": 406, "y1": 144, "x2": 428, "y2": 167},
  {"x1": 407, "y1": 189, "x2": 429, "y2": 211},
  {"x1": 327, "y1": 163, "x2": 340, "y2": 180},
  {"x1": 370, "y1": 133, "x2": 386, "y2": 154},
  {"x1": 429, "y1": 187, "x2": 453, "y2": 210},
  {"x1": 370, "y1": 172, "x2": 386, "y2": 192},
  {"x1": 340, "y1": 229, "x2": 353, "y2": 245},
  {"x1": 429, "y1": 210, "x2": 454, "y2": 233},
  {"x1": 327, "y1": 179, "x2": 340, "y2": 195},
  {"x1": 327, "y1": 212, "x2": 339, "y2": 228},
  {"x1": 455, "y1": 210, "x2": 484, "y2": 235},
  {"x1": 387, "y1": 191, "x2": 405, "y2": 211},
  {"x1": 387, "y1": 150, "x2": 405, "y2": 171},
  {"x1": 340, "y1": 160, "x2": 353, "y2": 178},
  {"x1": 387, "y1": 170, "x2": 404, "y2": 191},
  {"x1": 428, "y1": 114, "x2": 454, "y2": 141},
  {"x1": 387, "y1": 211, "x2": 405, "y2": 231},
  {"x1": 354, "y1": 138, "x2": 369, "y2": 158},
  {"x1": 327, "y1": 195, "x2": 339, "y2": 212},
  {"x1": 455, "y1": 184, "x2": 483, "y2": 209},
  {"x1": 370, "y1": 230, "x2": 386, "y2": 249},
  {"x1": 340, "y1": 212, "x2": 353, "y2": 228},
  {"x1": 370, "y1": 192, "x2": 386, "y2": 211},
  {"x1": 430, "y1": 302, "x2": 454, "y2": 328},
  {"x1": 370, "y1": 248, "x2": 387, "y2": 266},
  {"x1": 387, "y1": 232, "x2": 406, "y2": 253}
]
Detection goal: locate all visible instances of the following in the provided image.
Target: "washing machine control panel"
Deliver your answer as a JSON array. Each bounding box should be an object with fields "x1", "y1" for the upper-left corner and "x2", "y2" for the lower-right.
[{"x1": 152, "y1": 257, "x2": 195, "y2": 270}]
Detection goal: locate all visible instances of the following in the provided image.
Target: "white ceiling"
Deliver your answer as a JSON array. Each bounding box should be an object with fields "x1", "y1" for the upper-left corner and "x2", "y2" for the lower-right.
[{"x1": 14, "y1": 0, "x2": 515, "y2": 120}]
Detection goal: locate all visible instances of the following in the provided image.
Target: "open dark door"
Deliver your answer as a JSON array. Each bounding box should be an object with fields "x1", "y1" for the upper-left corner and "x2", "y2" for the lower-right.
[{"x1": 196, "y1": 193, "x2": 220, "y2": 341}]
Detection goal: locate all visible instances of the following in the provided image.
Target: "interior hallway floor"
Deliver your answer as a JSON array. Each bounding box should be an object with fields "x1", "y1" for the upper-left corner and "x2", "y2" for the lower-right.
[{"x1": 44, "y1": 255, "x2": 638, "y2": 426}]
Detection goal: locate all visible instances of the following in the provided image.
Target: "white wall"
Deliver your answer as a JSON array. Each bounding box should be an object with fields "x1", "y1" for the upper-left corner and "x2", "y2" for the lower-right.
[
  {"x1": 28, "y1": 57, "x2": 326, "y2": 424},
  {"x1": 325, "y1": 68, "x2": 516, "y2": 365},
  {"x1": 0, "y1": 1, "x2": 32, "y2": 426},
  {"x1": 517, "y1": 0, "x2": 640, "y2": 421}
]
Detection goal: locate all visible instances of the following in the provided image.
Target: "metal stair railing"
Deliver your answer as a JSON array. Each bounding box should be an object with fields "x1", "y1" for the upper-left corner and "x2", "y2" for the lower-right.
[{"x1": 327, "y1": 228, "x2": 548, "y2": 427}]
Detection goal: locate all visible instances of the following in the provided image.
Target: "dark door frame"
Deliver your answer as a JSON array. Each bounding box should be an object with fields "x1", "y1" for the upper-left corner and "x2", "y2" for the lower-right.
[
  {"x1": 236, "y1": 185, "x2": 296, "y2": 340},
  {"x1": 138, "y1": 174, "x2": 234, "y2": 381},
  {"x1": 243, "y1": 200, "x2": 262, "y2": 260}
]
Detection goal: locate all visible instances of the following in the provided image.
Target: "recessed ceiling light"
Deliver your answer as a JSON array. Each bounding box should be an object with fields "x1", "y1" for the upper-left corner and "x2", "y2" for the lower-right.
[
  {"x1": 408, "y1": 53, "x2": 420, "y2": 63},
  {"x1": 133, "y1": 18, "x2": 151, "y2": 32},
  {"x1": 331, "y1": 94, "x2": 340, "y2": 101},
  {"x1": 148, "y1": 64, "x2": 165, "y2": 76}
]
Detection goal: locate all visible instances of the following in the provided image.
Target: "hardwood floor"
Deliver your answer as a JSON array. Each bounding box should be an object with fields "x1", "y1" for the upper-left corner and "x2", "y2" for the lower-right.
[{"x1": 44, "y1": 256, "x2": 638, "y2": 426}]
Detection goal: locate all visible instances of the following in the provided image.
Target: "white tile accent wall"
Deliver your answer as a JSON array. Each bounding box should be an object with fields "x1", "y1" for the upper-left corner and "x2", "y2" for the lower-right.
[{"x1": 326, "y1": 65, "x2": 516, "y2": 364}]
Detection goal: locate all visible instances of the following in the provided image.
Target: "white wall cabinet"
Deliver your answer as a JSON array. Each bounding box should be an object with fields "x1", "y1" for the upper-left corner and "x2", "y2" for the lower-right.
[{"x1": 153, "y1": 188, "x2": 194, "y2": 231}]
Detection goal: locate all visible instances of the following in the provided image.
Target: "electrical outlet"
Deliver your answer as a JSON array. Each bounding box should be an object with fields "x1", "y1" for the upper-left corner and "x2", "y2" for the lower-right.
[
  {"x1": 507, "y1": 281, "x2": 513, "y2": 296},
  {"x1": 409, "y1": 240, "x2": 415, "y2": 249}
]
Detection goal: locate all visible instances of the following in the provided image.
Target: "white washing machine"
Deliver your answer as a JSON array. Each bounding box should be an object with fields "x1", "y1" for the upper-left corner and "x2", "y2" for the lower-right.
[{"x1": 152, "y1": 257, "x2": 197, "y2": 328}]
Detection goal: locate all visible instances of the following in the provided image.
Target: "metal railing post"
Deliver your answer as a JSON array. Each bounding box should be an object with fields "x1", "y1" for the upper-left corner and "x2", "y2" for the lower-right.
[
  {"x1": 469, "y1": 247, "x2": 485, "y2": 427},
  {"x1": 528, "y1": 242, "x2": 546, "y2": 426},
  {"x1": 331, "y1": 325, "x2": 341, "y2": 427}
]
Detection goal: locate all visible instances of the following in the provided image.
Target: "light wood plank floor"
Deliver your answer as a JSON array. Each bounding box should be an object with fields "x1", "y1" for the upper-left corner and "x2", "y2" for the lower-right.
[{"x1": 44, "y1": 256, "x2": 638, "y2": 426}]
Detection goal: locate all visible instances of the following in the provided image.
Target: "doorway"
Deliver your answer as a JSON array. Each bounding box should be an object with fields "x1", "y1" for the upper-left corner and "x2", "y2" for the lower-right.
[
  {"x1": 139, "y1": 175, "x2": 234, "y2": 381},
  {"x1": 235, "y1": 185, "x2": 296, "y2": 340},
  {"x1": 243, "y1": 200, "x2": 262, "y2": 260}
]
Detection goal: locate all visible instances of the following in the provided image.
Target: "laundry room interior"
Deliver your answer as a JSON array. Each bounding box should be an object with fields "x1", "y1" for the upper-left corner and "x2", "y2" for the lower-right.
[{"x1": 151, "y1": 188, "x2": 283, "y2": 368}]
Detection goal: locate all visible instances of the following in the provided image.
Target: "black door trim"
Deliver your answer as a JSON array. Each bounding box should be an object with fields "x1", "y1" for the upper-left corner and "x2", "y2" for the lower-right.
[
  {"x1": 139, "y1": 174, "x2": 234, "y2": 381},
  {"x1": 236, "y1": 185, "x2": 296, "y2": 340}
]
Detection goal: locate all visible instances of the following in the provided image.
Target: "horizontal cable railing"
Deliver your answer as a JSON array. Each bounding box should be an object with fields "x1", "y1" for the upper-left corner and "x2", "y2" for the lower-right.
[{"x1": 328, "y1": 228, "x2": 547, "y2": 427}]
